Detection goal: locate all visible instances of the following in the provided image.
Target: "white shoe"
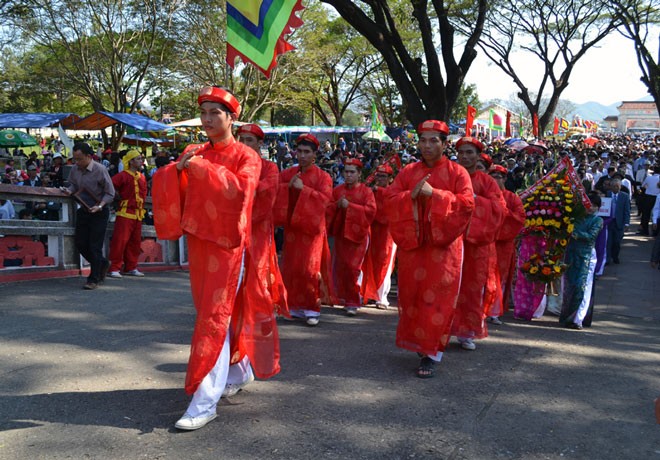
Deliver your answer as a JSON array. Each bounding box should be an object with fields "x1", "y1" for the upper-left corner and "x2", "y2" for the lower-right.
[
  {"x1": 306, "y1": 317, "x2": 320, "y2": 326},
  {"x1": 108, "y1": 271, "x2": 122, "y2": 278},
  {"x1": 460, "y1": 338, "x2": 476, "y2": 351},
  {"x1": 345, "y1": 307, "x2": 358, "y2": 316},
  {"x1": 174, "y1": 412, "x2": 217, "y2": 431},
  {"x1": 487, "y1": 316, "x2": 503, "y2": 325},
  {"x1": 222, "y1": 373, "x2": 255, "y2": 398},
  {"x1": 124, "y1": 269, "x2": 145, "y2": 277}
]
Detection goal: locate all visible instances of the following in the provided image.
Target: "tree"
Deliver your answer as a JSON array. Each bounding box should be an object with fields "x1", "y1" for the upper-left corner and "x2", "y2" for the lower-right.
[
  {"x1": 10, "y1": 0, "x2": 180, "y2": 148},
  {"x1": 320, "y1": 0, "x2": 489, "y2": 125},
  {"x1": 449, "y1": 83, "x2": 480, "y2": 123},
  {"x1": 466, "y1": 0, "x2": 618, "y2": 134},
  {"x1": 301, "y1": 10, "x2": 383, "y2": 126},
  {"x1": 608, "y1": 0, "x2": 660, "y2": 115}
]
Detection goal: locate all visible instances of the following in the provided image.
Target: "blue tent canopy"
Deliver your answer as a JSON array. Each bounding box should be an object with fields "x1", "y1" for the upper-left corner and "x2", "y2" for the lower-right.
[
  {"x1": 0, "y1": 113, "x2": 81, "y2": 128},
  {"x1": 61, "y1": 111, "x2": 172, "y2": 132}
]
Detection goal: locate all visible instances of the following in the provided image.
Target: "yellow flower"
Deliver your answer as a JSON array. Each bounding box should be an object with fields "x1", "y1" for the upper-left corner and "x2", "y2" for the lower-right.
[
  {"x1": 566, "y1": 193, "x2": 574, "y2": 198},
  {"x1": 559, "y1": 239, "x2": 568, "y2": 246},
  {"x1": 530, "y1": 266, "x2": 539, "y2": 274},
  {"x1": 562, "y1": 186, "x2": 571, "y2": 192},
  {"x1": 550, "y1": 174, "x2": 558, "y2": 179},
  {"x1": 567, "y1": 224, "x2": 574, "y2": 233},
  {"x1": 553, "y1": 266, "x2": 561, "y2": 273},
  {"x1": 563, "y1": 217, "x2": 571, "y2": 223},
  {"x1": 566, "y1": 206, "x2": 573, "y2": 212},
  {"x1": 556, "y1": 179, "x2": 565, "y2": 185},
  {"x1": 536, "y1": 217, "x2": 544, "y2": 225}
]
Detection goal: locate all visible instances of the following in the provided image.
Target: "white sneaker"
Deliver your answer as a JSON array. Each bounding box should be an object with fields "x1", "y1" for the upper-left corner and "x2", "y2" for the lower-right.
[
  {"x1": 222, "y1": 373, "x2": 255, "y2": 398},
  {"x1": 174, "y1": 412, "x2": 217, "y2": 431},
  {"x1": 487, "y1": 316, "x2": 503, "y2": 325},
  {"x1": 460, "y1": 338, "x2": 477, "y2": 351},
  {"x1": 345, "y1": 307, "x2": 358, "y2": 316},
  {"x1": 124, "y1": 269, "x2": 145, "y2": 277},
  {"x1": 108, "y1": 271, "x2": 122, "y2": 278},
  {"x1": 306, "y1": 317, "x2": 320, "y2": 326}
]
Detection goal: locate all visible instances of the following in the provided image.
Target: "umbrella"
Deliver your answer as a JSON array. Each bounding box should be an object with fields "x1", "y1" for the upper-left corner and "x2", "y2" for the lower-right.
[
  {"x1": 0, "y1": 129, "x2": 37, "y2": 147},
  {"x1": 508, "y1": 140, "x2": 529, "y2": 151},
  {"x1": 583, "y1": 137, "x2": 600, "y2": 147},
  {"x1": 521, "y1": 143, "x2": 548, "y2": 156},
  {"x1": 362, "y1": 130, "x2": 392, "y2": 143}
]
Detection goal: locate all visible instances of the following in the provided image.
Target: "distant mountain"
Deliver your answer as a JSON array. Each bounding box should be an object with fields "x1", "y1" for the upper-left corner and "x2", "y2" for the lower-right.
[
  {"x1": 572, "y1": 101, "x2": 619, "y2": 122},
  {"x1": 573, "y1": 95, "x2": 654, "y2": 121}
]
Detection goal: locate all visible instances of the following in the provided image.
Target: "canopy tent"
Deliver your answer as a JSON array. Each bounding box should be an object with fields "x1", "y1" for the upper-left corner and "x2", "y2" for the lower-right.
[
  {"x1": 262, "y1": 125, "x2": 368, "y2": 135},
  {"x1": 168, "y1": 117, "x2": 202, "y2": 127},
  {"x1": 0, "y1": 113, "x2": 82, "y2": 129},
  {"x1": 61, "y1": 111, "x2": 172, "y2": 132}
]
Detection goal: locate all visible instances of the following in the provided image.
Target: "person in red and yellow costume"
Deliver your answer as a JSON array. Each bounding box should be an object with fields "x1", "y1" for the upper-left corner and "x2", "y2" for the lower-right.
[
  {"x1": 274, "y1": 133, "x2": 333, "y2": 327},
  {"x1": 361, "y1": 164, "x2": 397, "y2": 310},
  {"x1": 108, "y1": 150, "x2": 147, "y2": 278},
  {"x1": 486, "y1": 164, "x2": 526, "y2": 324},
  {"x1": 384, "y1": 120, "x2": 475, "y2": 378},
  {"x1": 236, "y1": 123, "x2": 288, "y2": 317},
  {"x1": 451, "y1": 137, "x2": 506, "y2": 351},
  {"x1": 327, "y1": 157, "x2": 376, "y2": 316},
  {"x1": 151, "y1": 86, "x2": 280, "y2": 431}
]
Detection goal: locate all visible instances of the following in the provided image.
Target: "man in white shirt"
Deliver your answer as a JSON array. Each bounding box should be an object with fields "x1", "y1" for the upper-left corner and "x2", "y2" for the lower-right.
[{"x1": 640, "y1": 167, "x2": 660, "y2": 235}]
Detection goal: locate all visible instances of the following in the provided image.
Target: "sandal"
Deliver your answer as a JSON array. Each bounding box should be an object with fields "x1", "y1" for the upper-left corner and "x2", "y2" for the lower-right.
[{"x1": 416, "y1": 357, "x2": 435, "y2": 379}]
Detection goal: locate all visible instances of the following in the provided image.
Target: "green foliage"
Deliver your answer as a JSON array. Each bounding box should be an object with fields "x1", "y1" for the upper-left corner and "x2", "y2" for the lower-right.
[{"x1": 450, "y1": 83, "x2": 480, "y2": 123}]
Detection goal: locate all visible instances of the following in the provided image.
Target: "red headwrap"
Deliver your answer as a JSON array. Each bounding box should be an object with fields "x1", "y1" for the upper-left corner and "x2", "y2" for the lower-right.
[
  {"x1": 480, "y1": 153, "x2": 493, "y2": 167},
  {"x1": 417, "y1": 120, "x2": 449, "y2": 135},
  {"x1": 197, "y1": 86, "x2": 241, "y2": 117},
  {"x1": 296, "y1": 133, "x2": 320, "y2": 150},
  {"x1": 456, "y1": 136, "x2": 485, "y2": 152},
  {"x1": 236, "y1": 123, "x2": 264, "y2": 140},
  {"x1": 489, "y1": 164, "x2": 508, "y2": 175},
  {"x1": 376, "y1": 164, "x2": 393, "y2": 175},
  {"x1": 344, "y1": 157, "x2": 363, "y2": 169}
]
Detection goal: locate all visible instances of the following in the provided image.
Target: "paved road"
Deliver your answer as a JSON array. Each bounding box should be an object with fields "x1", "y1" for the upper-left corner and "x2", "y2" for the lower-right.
[{"x1": 1, "y1": 228, "x2": 659, "y2": 459}]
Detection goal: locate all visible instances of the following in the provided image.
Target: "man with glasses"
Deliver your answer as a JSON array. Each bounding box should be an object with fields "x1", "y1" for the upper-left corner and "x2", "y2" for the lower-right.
[
  {"x1": 108, "y1": 150, "x2": 147, "y2": 278},
  {"x1": 63, "y1": 142, "x2": 115, "y2": 290}
]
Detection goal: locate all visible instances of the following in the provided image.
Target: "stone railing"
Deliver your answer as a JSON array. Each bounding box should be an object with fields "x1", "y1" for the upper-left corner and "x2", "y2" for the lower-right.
[{"x1": 0, "y1": 184, "x2": 184, "y2": 281}]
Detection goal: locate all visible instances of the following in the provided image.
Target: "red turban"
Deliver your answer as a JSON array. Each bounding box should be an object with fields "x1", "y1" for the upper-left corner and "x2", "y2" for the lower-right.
[
  {"x1": 236, "y1": 123, "x2": 264, "y2": 140},
  {"x1": 296, "y1": 133, "x2": 320, "y2": 150},
  {"x1": 417, "y1": 120, "x2": 449, "y2": 135},
  {"x1": 480, "y1": 153, "x2": 493, "y2": 167},
  {"x1": 376, "y1": 164, "x2": 393, "y2": 175},
  {"x1": 197, "y1": 86, "x2": 241, "y2": 117},
  {"x1": 489, "y1": 164, "x2": 508, "y2": 175},
  {"x1": 456, "y1": 136, "x2": 485, "y2": 152},
  {"x1": 344, "y1": 157, "x2": 363, "y2": 169}
]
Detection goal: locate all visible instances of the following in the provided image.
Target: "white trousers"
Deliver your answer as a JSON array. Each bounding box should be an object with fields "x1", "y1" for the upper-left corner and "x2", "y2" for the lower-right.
[
  {"x1": 184, "y1": 251, "x2": 251, "y2": 418},
  {"x1": 375, "y1": 242, "x2": 397, "y2": 306}
]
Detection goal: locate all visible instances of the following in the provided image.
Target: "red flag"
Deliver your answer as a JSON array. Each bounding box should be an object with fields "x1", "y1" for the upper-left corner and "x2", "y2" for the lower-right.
[
  {"x1": 553, "y1": 117, "x2": 559, "y2": 135},
  {"x1": 533, "y1": 113, "x2": 539, "y2": 137},
  {"x1": 466, "y1": 105, "x2": 477, "y2": 134},
  {"x1": 505, "y1": 111, "x2": 512, "y2": 137}
]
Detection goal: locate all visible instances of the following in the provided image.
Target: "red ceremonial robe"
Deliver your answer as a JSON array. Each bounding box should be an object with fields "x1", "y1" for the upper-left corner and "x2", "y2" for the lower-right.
[
  {"x1": 327, "y1": 182, "x2": 377, "y2": 307},
  {"x1": 252, "y1": 159, "x2": 288, "y2": 316},
  {"x1": 493, "y1": 189, "x2": 526, "y2": 314},
  {"x1": 361, "y1": 186, "x2": 397, "y2": 302},
  {"x1": 152, "y1": 139, "x2": 280, "y2": 395},
  {"x1": 385, "y1": 157, "x2": 475, "y2": 356},
  {"x1": 274, "y1": 164, "x2": 334, "y2": 311},
  {"x1": 451, "y1": 171, "x2": 506, "y2": 340}
]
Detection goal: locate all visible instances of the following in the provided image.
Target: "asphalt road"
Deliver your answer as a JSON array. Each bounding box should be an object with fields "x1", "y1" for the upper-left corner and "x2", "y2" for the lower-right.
[{"x1": 1, "y1": 229, "x2": 659, "y2": 459}]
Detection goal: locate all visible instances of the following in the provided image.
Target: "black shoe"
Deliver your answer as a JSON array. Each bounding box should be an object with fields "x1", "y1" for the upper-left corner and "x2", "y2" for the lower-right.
[
  {"x1": 613, "y1": 258, "x2": 620, "y2": 264},
  {"x1": 566, "y1": 322, "x2": 583, "y2": 330}
]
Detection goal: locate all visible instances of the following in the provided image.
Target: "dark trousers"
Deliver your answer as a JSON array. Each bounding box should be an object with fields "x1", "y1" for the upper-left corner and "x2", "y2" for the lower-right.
[
  {"x1": 607, "y1": 223, "x2": 624, "y2": 263},
  {"x1": 75, "y1": 207, "x2": 109, "y2": 283},
  {"x1": 639, "y1": 194, "x2": 656, "y2": 234}
]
